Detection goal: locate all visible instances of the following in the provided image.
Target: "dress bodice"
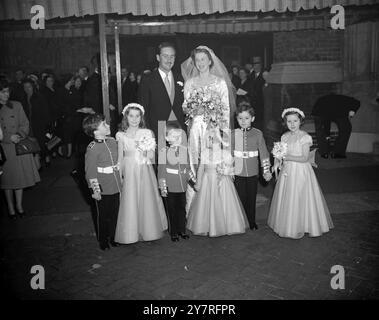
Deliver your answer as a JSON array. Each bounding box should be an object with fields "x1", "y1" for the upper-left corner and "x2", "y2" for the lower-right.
[
  {"x1": 281, "y1": 131, "x2": 313, "y2": 157},
  {"x1": 116, "y1": 129, "x2": 154, "y2": 160},
  {"x1": 184, "y1": 75, "x2": 226, "y2": 95}
]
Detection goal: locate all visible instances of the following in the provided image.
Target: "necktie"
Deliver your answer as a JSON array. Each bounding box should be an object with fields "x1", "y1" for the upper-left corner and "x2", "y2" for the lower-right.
[{"x1": 164, "y1": 73, "x2": 171, "y2": 95}]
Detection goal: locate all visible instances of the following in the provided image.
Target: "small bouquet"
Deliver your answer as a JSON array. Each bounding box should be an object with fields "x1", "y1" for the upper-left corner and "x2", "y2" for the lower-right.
[
  {"x1": 136, "y1": 135, "x2": 156, "y2": 160},
  {"x1": 183, "y1": 87, "x2": 229, "y2": 129},
  {"x1": 272, "y1": 141, "x2": 288, "y2": 180}
]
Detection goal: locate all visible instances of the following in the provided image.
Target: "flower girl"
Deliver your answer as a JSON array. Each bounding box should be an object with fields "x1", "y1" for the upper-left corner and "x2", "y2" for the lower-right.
[
  {"x1": 267, "y1": 108, "x2": 334, "y2": 239},
  {"x1": 114, "y1": 103, "x2": 167, "y2": 244},
  {"x1": 187, "y1": 128, "x2": 249, "y2": 237}
]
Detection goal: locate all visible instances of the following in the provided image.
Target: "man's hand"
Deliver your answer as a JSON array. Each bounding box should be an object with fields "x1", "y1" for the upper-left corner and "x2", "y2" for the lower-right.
[
  {"x1": 194, "y1": 183, "x2": 201, "y2": 192},
  {"x1": 10, "y1": 134, "x2": 21, "y2": 144},
  {"x1": 91, "y1": 192, "x2": 102, "y2": 201},
  {"x1": 348, "y1": 110, "x2": 355, "y2": 118},
  {"x1": 109, "y1": 104, "x2": 116, "y2": 111}
]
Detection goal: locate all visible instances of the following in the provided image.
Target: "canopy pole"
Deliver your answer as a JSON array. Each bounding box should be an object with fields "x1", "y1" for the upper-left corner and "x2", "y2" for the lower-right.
[
  {"x1": 114, "y1": 22, "x2": 122, "y2": 113},
  {"x1": 98, "y1": 13, "x2": 110, "y2": 121}
]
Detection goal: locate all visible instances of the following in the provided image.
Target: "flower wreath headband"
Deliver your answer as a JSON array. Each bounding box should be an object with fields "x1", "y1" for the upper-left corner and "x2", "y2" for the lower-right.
[
  {"x1": 281, "y1": 107, "x2": 305, "y2": 119},
  {"x1": 122, "y1": 103, "x2": 145, "y2": 116}
]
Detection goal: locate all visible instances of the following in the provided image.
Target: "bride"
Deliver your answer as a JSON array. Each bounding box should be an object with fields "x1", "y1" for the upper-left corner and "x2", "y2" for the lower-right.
[{"x1": 181, "y1": 46, "x2": 236, "y2": 212}]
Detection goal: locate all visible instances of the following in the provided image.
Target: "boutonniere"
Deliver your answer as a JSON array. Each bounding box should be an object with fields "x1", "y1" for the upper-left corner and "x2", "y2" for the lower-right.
[{"x1": 176, "y1": 81, "x2": 183, "y2": 87}]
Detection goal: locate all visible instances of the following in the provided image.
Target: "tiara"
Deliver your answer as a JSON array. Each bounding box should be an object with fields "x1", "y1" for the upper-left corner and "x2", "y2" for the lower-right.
[
  {"x1": 281, "y1": 107, "x2": 305, "y2": 119},
  {"x1": 122, "y1": 103, "x2": 145, "y2": 115}
]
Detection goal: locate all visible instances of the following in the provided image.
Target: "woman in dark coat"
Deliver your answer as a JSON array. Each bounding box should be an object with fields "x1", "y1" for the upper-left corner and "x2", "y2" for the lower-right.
[
  {"x1": 124, "y1": 71, "x2": 139, "y2": 104},
  {"x1": 22, "y1": 79, "x2": 51, "y2": 168},
  {"x1": 40, "y1": 74, "x2": 62, "y2": 157},
  {"x1": 56, "y1": 75, "x2": 83, "y2": 158},
  {"x1": 236, "y1": 68, "x2": 254, "y2": 104},
  {"x1": 0, "y1": 80, "x2": 40, "y2": 219}
]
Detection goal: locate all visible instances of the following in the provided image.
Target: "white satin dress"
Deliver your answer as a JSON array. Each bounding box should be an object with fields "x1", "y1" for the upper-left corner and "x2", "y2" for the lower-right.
[
  {"x1": 183, "y1": 75, "x2": 230, "y2": 213},
  {"x1": 267, "y1": 132, "x2": 334, "y2": 239}
]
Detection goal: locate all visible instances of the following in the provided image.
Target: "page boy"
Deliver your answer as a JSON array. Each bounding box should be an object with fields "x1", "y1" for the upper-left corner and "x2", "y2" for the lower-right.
[
  {"x1": 83, "y1": 114, "x2": 122, "y2": 250},
  {"x1": 232, "y1": 100, "x2": 272, "y2": 230},
  {"x1": 158, "y1": 122, "x2": 195, "y2": 242}
]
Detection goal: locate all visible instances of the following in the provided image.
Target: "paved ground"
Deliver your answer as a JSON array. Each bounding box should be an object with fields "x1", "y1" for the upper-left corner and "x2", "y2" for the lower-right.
[{"x1": 1, "y1": 152, "x2": 379, "y2": 300}]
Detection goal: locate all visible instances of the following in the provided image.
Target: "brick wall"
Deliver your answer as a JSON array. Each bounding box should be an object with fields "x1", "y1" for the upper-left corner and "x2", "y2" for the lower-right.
[
  {"x1": 0, "y1": 36, "x2": 99, "y2": 76},
  {"x1": 273, "y1": 29, "x2": 343, "y2": 62},
  {"x1": 265, "y1": 29, "x2": 344, "y2": 149}
]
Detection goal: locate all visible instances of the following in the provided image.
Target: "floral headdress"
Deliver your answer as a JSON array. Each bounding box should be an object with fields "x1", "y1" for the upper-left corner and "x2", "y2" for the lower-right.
[
  {"x1": 122, "y1": 103, "x2": 145, "y2": 116},
  {"x1": 281, "y1": 107, "x2": 305, "y2": 119}
]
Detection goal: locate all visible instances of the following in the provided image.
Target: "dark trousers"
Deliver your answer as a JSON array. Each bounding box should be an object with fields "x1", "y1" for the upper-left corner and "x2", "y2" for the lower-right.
[
  {"x1": 234, "y1": 175, "x2": 258, "y2": 228},
  {"x1": 333, "y1": 117, "x2": 352, "y2": 155},
  {"x1": 314, "y1": 116, "x2": 352, "y2": 156},
  {"x1": 95, "y1": 193, "x2": 120, "y2": 246},
  {"x1": 166, "y1": 192, "x2": 187, "y2": 236},
  {"x1": 314, "y1": 116, "x2": 330, "y2": 155}
]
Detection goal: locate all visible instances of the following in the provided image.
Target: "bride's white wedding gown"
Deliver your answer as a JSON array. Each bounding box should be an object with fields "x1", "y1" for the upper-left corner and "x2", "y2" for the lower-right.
[{"x1": 183, "y1": 75, "x2": 230, "y2": 213}]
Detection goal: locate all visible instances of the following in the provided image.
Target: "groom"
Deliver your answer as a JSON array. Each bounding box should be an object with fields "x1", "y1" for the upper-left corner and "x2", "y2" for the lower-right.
[{"x1": 138, "y1": 42, "x2": 186, "y2": 145}]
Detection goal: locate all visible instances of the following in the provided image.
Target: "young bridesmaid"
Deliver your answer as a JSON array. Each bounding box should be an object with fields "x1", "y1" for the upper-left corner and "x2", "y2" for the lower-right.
[
  {"x1": 187, "y1": 128, "x2": 249, "y2": 237},
  {"x1": 267, "y1": 108, "x2": 334, "y2": 239},
  {"x1": 114, "y1": 103, "x2": 167, "y2": 244}
]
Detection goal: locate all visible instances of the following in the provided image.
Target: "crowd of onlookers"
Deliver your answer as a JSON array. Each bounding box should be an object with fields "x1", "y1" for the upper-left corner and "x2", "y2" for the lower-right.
[
  {"x1": 0, "y1": 54, "x2": 146, "y2": 218},
  {"x1": 228, "y1": 57, "x2": 269, "y2": 130},
  {"x1": 0, "y1": 59, "x2": 150, "y2": 168}
]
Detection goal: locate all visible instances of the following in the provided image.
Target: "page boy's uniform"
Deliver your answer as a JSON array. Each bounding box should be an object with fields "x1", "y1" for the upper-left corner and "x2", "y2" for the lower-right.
[
  {"x1": 85, "y1": 137, "x2": 122, "y2": 249},
  {"x1": 232, "y1": 127, "x2": 270, "y2": 229},
  {"x1": 158, "y1": 145, "x2": 195, "y2": 240}
]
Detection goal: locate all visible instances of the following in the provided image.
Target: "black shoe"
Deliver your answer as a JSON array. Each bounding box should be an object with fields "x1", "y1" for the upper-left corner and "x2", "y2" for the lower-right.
[
  {"x1": 110, "y1": 240, "x2": 120, "y2": 247},
  {"x1": 16, "y1": 210, "x2": 26, "y2": 218},
  {"x1": 99, "y1": 243, "x2": 110, "y2": 251},
  {"x1": 171, "y1": 235, "x2": 180, "y2": 242},
  {"x1": 178, "y1": 232, "x2": 190, "y2": 240},
  {"x1": 8, "y1": 213, "x2": 17, "y2": 220},
  {"x1": 250, "y1": 223, "x2": 258, "y2": 230},
  {"x1": 330, "y1": 153, "x2": 346, "y2": 159},
  {"x1": 321, "y1": 153, "x2": 329, "y2": 159}
]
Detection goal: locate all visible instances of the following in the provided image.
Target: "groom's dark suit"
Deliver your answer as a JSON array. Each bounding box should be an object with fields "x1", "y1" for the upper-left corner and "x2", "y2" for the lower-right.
[{"x1": 138, "y1": 70, "x2": 185, "y2": 139}]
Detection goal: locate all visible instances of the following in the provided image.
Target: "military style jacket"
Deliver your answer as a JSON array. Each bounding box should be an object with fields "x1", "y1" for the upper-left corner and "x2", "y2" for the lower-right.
[
  {"x1": 158, "y1": 145, "x2": 195, "y2": 193},
  {"x1": 85, "y1": 137, "x2": 122, "y2": 195},
  {"x1": 231, "y1": 127, "x2": 270, "y2": 177}
]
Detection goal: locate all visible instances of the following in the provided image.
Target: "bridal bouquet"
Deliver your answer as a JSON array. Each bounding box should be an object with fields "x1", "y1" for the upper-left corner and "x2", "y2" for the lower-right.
[
  {"x1": 183, "y1": 87, "x2": 228, "y2": 129},
  {"x1": 272, "y1": 141, "x2": 288, "y2": 180}
]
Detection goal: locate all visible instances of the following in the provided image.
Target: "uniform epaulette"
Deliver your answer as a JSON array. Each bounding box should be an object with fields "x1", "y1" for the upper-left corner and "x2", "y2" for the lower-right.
[
  {"x1": 106, "y1": 137, "x2": 115, "y2": 141},
  {"x1": 252, "y1": 127, "x2": 263, "y2": 134},
  {"x1": 87, "y1": 141, "x2": 96, "y2": 149}
]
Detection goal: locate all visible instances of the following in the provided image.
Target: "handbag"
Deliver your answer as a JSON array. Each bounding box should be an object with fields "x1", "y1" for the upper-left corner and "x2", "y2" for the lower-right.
[
  {"x1": 45, "y1": 135, "x2": 62, "y2": 150},
  {"x1": 0, "y1": 144, "x2": 6, "y2": 166},
  {"x1": 15, "y1": 136, "x2": 41, "y2": 156}
]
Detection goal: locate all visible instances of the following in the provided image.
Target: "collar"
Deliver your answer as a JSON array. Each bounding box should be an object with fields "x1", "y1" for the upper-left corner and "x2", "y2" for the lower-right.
[
  {"x1": 241, "y1": 127, "x2": 252, "y2": 132},
  {"x1": 158, "y1": 68, "x2": 172, "y2": 82},
  {"x1": 94, "y1": 138, "x2": 105, "y2": 143}
]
